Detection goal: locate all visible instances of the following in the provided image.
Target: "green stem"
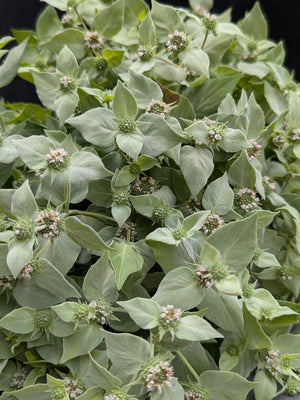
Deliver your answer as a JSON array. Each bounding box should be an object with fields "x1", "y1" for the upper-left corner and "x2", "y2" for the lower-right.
[
  {"x1": 154, "y1": 55, "x2": 180, "y2": 68},
  {"x1": 65, "y1": 182, "x2": 71, "y2": 213},
  {"x1": 280, "y1": 174, "x2": 291, "y2": 194},
  {"x1": 285, "y1": 240, "x2": 291, "y2": 265},
  {"x1": 73, "y1": 5, "x2": 89, "y2": 31},
  {"x1": 182, "y1": 241, "x2": 195, "y2": 263},
  {"x1": 36, "y1": 239, "x2": 51, "y2": 257},
  {"x1": 28, "y1": 180, "x2": 41, "y2": 185},
  {"x1": 0, "y1": 116, "x2": 5, "y2": 132},
  {"x1": 176, "y1": 350, "x2": 200, "y2": 383},
  {"x1": 201, "y1": 30, "x2": 209, "y2": 49},
  {"x1": 68, "y1": 210, "x2": 116, "y2": 222}
]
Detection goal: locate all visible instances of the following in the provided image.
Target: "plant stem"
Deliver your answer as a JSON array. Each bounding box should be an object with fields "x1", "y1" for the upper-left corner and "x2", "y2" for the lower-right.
[
  {"x1": 201, "y1": 30, "x2": 209, "y2": 49},
  {"x1": 154, "y1": 55, "x2": 180, "y2": 68},
  {"x1": 182, "y1": 240, "x2": 196, "y2": 263},
  {"x1": 68, "y1": 210, "x2": 116, "y2": 222},
  {"x1": 177, "y1": 350, "x2": 200, "y2": 383},
  {"x1": 280, "y1": 174, "x2": 291, "y2": 194},
  {"x1": 65, "y1": 182, "x2": 71, "y2": 213},
  {"x1": 73, "y1": 5, "x2": 88, "y2": 31},
  {"x1": 36, "y1": 239, "x2": 51, "y2": 257}
]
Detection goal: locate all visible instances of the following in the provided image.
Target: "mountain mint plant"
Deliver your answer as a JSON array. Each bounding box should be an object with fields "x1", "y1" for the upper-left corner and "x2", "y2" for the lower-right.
[{"x1": 0, "y1": 1, "x2": 299, "y2": 400}]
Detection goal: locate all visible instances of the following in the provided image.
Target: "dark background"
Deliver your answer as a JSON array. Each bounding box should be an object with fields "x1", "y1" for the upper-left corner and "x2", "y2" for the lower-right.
[{"x1": 0, "y1": 0, "x2": 299, "y2": 103}]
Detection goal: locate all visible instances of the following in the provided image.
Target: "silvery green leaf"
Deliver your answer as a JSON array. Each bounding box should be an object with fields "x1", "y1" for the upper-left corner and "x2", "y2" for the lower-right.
[
  {"x1": 61, "y1": 324, "x2": 104, "y2": 363},
  {"x1": 0, "y1": 307, "x2": 35, "y2": 334},
  {"x1": 152, "y1": 267, "x2": 204, "y2": 310},
  {"x1": 150, "y1": 378, "x2": 184, "y2": 400},
  {"x1": 0, "y1": 135, "x2": 22, "y2": 164},
  {"x1": 113, "y1": 80, "x2": 137, "y2": 120},
  {"x1": 7, "y1": 238, "x2": 35, "y2": 278},
  {"x1": 36, "y1": 6, "x2": 62, "y2": 40},
  {"x1": 41, "y1": 0, "x2": 68, "y2": 11},
  {"x1": 83, "y1": 252, "x2": 118, "y2": 303},
  {"x1": 0, "y1": 38, "x2": 28, "y2": 88},
  {"x1": 64, "y1": 216, "x2": 111, "y2": 251},
  {"x1": 111, "y1": 203, "x2": 131, "y2": 227},
  {"x1": 93, "y1": 0, "x2": 124, "y2": 37},
  {"x1": 43, "y1": 29, "x2": 86, "y2": 59},
  {"x1": 118, "y1": 297, "x2": 160, "y2": 329},
  {"x1": 32, "y1": 71, "x2": 59, "y2": 109},
  {"x1": 15, "y1": 136, "x2": 51, "y2": 169},
  {"x1": 63, "y1": 151, "x2": 112, "y2": 184},
  {"x1": 103, "y1": 331, "x2": 151, "y2": 374},
  {"x1": 180, "y1": 146, "x2": 214, "y2": 197},
  {"x1": 264, "y1": 81, "x2": 288, "y2": 115},
  {"x1": 151, "y1": 0, "x2": 184, "y2": 38},
  {"x1": 175, "y1": 316, "x2": 223, "y2": 341},
  {"x1": 207, "y1": 215, "x2": 257, "y2": 273},
  {"x1": 139, "y1": 11, "x2": 156, "y2": 47},
  {"x1": 253, "y1": 370, "x2": 277, "y2": 400},
  {"x1": 146, "y1": 228, "x2": 177, "y2": 245},
  {"x1": 11, "y1": 180, "x2": 38, "y2": 220},
  {"x1": 109, "y1": 241, "x2": 143, "y2": 290},
  {"x1": 128, "y1": 70, "x2": 163, "y2": 108},
  {"x1": 54, "y1": 91, "x2": 79, "y2": 125},
  {"x1": 228, "y1": 151, "x2": 256, "y2": 188},
  {"x1": 115, "y1": 132, "x2": 143, "y2": 161},
  {"x1": 179, "y1": 46, "x2": 210, "y2": 78},
  {"x1": 238, "y1": 2, "x2": 267, "y2": 40},
  {"x1": 56, "y1": 46, "x2": 79, "y2": 77},
  {"x1": 202, "y1": 173, "x2": 234, "y2": 215},
  {"x1": 215, "y1": 275, "x2": 242, "y2": 296},
  {"x1": 237, "y1": 61, "x2": 269, "y2": 80},
  {"x1": 200, "y1": 370, "x2": 257, "y2": 400}
]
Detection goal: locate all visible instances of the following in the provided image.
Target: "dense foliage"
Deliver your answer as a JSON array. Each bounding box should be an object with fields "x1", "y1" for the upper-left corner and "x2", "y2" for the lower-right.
[{"x1": 0, "y1": 0, "x2": 300, "y2": 399}]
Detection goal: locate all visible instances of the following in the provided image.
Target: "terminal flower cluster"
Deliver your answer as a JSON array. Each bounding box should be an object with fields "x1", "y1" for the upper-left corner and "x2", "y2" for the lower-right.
[
  {"x1": 84, "y1": 31, "x2": 104, "y2": 51},
  {"x1": 264, "y1": 349, "x2": 282, "y2": 379},
  {"x1": 10, "y1": 368, "x2": 28, "y2": 390},
  {"x1": 131, "y1": 176, "x2": 157, "y2": 195},
  {"x1": 247, "y1": 139, "x2": 262, "y2": 161},
  {"x1": 159, "y1": 305, "x2": 181, "y2": 327},
  {"x1": 235, "y1": 188, "x2": 259, "y2": 212},
  {"x1": 45, "y1": 148, "x2": 69, "y2": 170},
  {"x1": 0, "y1": 275, "x2": 14, "y2": 291},
  {"x1": 59, "y1": 76, "x2": 76, "y2": 92},
  {"x1": 34, "y1": 209, "x2": 62, "y2": 239},
  {"x1": 146, "y1": 99, "x2": 168, "y2": 118},
  {"x1": 64, "y1": 377, "x2": 85, "y2": 399},
  {"x1": 116, "y1": 221, "x2": 137, "y2": 241},
  {"x1": 165, "y1": 30, "x2": 187, "y2": 52},
  {"x1": 202, "y1": 214, "x2": 224, "y2": 235},
  {"x1": 144, "y1": 361, "x2": 174, "y2": 393}
]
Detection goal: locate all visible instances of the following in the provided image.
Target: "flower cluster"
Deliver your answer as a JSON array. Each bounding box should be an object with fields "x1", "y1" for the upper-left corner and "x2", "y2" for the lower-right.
[
  {"x1": 137, "y1": 45, "x2": 153, "y2": 61},
  {"x1": 10, "y1": 368, "x2": 28, "y2": 390},
  {"x1": 235, "y1": 188, "x2": 259, "y2": 212},
  {"x1": 116, "y1": 221, "x2": 137, "y2": 241},
  {"x1": 195, "y1": 265, "x2": 212, "y2": 288},
  {"x1": 146, "y1": 99, "x2": 168, "y2": 118},
  {"x1": 0, "y1": 217, "x2": 8, "y2": 232},
  {"x1": 159, "y1": 305, "x2": 181, "y2": 328},
  {"x1": 89, "y1": 298, "x2": 112, "y2": 325},
  {"x1": 73, "y1": 303, "x2": 89, "y2": 322},
  {"x1": 201, "y1": 13, "x2": 217, "y2": 33},
  {"x1": 165, "y1": 30, "x2": 187, "y2": 52},
  {"x1": 84, "y1": 31, "x2": 104, "y2": 51},
  {"x1": 194, "y1": 5, "x2": 208, "y2": 16},
  {"x1": 131, "y1": 176, "x2": 158, "y2": 195},
  {"x1": 246, "y1": 139, "x2": 262, "y2": 161},
  {"x1": 288, "y1": 128, "x2": 300, "y2": 144},
  {"x1": 97, "y1": 57, "x2": 108, "y2": 71},
  {"x1": 143, "y1": 361, "x2": 174, "y2": 393},
  {"x1": 112, "y1": 191, "x2": 130, "y2": 206},
  {"x1": 13, "y1": 219, "x2": 34, "y2": 240},
  {"x1": 263, "y1": 175, "x2": 276, "y2": 193},
  {"x1": 61, "y1": 14, "x2": 74, "y2": 27},
  {"x1": 20, "y1": 258, "x2": 39, "y2": 280},
  {"x1": 202, "y1": 215, "x2": 224, "y2": 235},
  {"x1": 186, "y1": 196, "x2": 201, "y2": 214},
  {"x1": 264, "y1": 349, "x2": 282, "y2": 379},
  {"x1": 59, "y1": 76, "x2": 76, "y2": 92},
  {"x1": 0, "y1": 275, "x2": 15, "y2": 291},
  {"x1": 104, "y1": 388, "x2": 129, "y2": 400},
  {"x1": 210, "y1": 262, "x2": 228, "y2": 281},
  {"x1": 34, "y1": 309, "x2": 52, "y2": 331},
  {"x1": 118, "y1": 118, "x2": 135, "y2": 133},
  {"x1": 184, "y1": 384, "x2": 209, "y2": 400},
  {"x1": 45, "y1": 148, "x2": 69, "y2": 170},
  {"x1": 271, "y1": 132, "x2": 285, "y2": 148},
  {"x1": 277, "y1": 266, "x2": 293, "y2": 281},
  {"x1": 286, "y1": 377, "x2": 300, "y2": 396},
  {"x1": 64, "y1": 377, "x2": 85, "y2": 399},
  {"x1": 152, "y1": 204, "x2": 169, "y2": 225},
  {"x1": 34, "y1": 209, "x2": 62, "y2": 239},
  {"x1": 172, "y1": 225, "x2": 186, "y2": 241}
]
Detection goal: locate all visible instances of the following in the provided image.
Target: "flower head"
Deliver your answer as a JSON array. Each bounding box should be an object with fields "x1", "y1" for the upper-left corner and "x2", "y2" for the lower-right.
[
  {"x1": 165, "y1": 30, "x2": 187, "y2": 52},
  {"x1": 195, "y1": 265, "x2": 212, "y2": 288},
  {"x1": 13, "y1": 219, "x2": 34, "y2": 240},
  {"x1": 89, "y1": 298, "x2": 112, "y2": 325},
  {"x1": 64, "y1": 377, "x2": 85, "y2": 399},
  {"x1": 137, "y1": 45, "x2": 153, "y2": 61},
  {"x1": 159, "y1": 305, "x2": 181, "y2": 328},
  {"x1": 45, "y1": 148, "x2": 69, "y2": 170},
  {"x1": 20, "y1": 259, "x2": 39, "y2": 280},
  {"x1": 116, "y1": 221, "x2": 137, "y2": 241},
  {"x1": 235, "y1": 188, "x2": 259, "y2": 212},
  {"x1": 131, "y1": 176, "x2": 158, "y2": 195},
  {"x1": 84, "y1": 31, "x2": 104, "y2": 51},
  {"x1": 262, "y1": 176, "x2": 276, "y2": 193},
  {"x1": 263, "y1": 349, "x2": 282, "y2": 379},
  {"x1": 34, "y1": 209, "x2": 62, "y2": 240},
  {"x1": 146, "y1": 99, "x2": 168, "y2": 118},
  {"x1": 0, "y1": 275, "x2": 15, "y2": 291},
  {"x1": 184, "y1": 383, "x2": 209, "y2": 400},
  {"x1": 10, "y1": 368, "x2": 29, "y2": 390},
  {"x1": 59, "y1": 76, "x2": 76, "y2": 92},
  {"x1": 202, "y1": 215, "x2": 224, "y2": 235},
  {"x1": 288, "y1": 128, "x2": 300, "y2": 144},
  {"x1": 104, "y1": 388, "x2": 129, "y2": 400},
  {"x1": 142, "y1": 361, "x2": 174, "y2": 393},
  {"x1": 61, "y1": 14, "x2": 74, "y2": 27},
  {"x1": 246, "y1": 139, "x2": 262, "y2": 161},
  {"x1": 201, "y1": 13, "x2": 217, "y2": 33}
]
